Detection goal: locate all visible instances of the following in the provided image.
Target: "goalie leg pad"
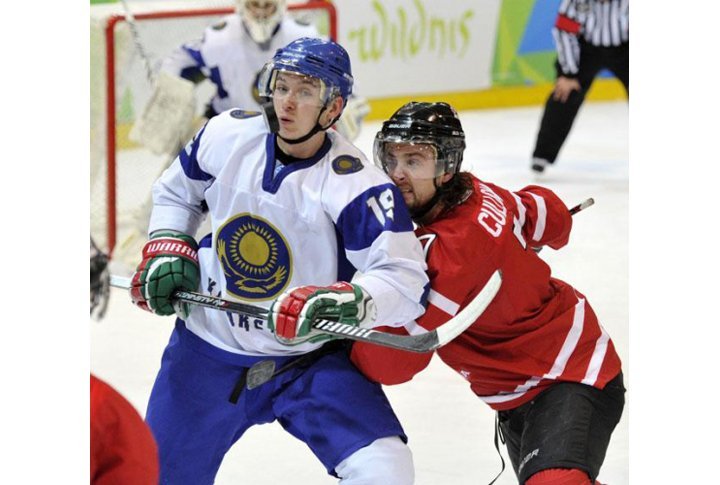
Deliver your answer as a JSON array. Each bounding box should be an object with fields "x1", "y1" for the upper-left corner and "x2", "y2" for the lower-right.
[{"x1": 130, "y1": 71, "x2": 197, "y2": 155}]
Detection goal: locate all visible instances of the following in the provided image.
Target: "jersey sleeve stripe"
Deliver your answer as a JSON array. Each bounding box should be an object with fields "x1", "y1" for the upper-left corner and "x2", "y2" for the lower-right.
[
  {"x1": 478, "y1": 297, "x2": 588, "y2": 406},
  {"x1": 544, "y1": 297, "x2": 586, "y2": 379},
  {"x1": 427, "y1": 289, "x2": 460, "y2": 317},
  {"x1": 581, "y1": 326, "x2": 611, "y2": 386},
  {"x1": 479, "y1": 380, "x2": 537, "y2": 404},
  {"x1": 181, "y1": 45, "x2": 206, "y2": 68},
  {"x1": 529, "y1": 193, "x2": 548, "y2": 242},
  {"x1": 179, "y1": 125, "x2": 213, "y2": 181},
  {"x1": 511, "y1": 193, "x2": 527, "y2": 249},
  {"x1": 403, "y1": 320, "x2": 430, "y2": 336}
]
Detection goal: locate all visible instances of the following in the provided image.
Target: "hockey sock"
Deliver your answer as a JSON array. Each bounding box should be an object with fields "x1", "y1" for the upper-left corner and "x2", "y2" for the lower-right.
[{"x1": 525, "y1": 468, "x2": 598, "y2": 485}]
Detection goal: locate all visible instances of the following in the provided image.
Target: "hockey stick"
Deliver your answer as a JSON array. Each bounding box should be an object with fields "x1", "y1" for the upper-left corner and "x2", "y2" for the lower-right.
[
  {"x1": 117, "y1": 0, "x2": 196, "y2": 158},
  {"x1": 120, "y1": 0, "x2": 155, "y2": 83},
  {"x1": 569, "y1": 197, "x2": 594, "y2": 215},
  {"x1": 532, "y1": 197, "x2": 594, "y2": 253},
  {"x1": 109, "y1": 270, "x2": 502, "y2": 353}
]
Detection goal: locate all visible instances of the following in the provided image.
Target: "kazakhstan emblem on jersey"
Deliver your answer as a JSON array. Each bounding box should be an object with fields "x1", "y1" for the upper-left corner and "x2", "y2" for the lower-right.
[
  {"x1": 230, "y1": 109, "x2": 261, "y2": 119},
  {"x1": 331, "y1": 155, "x2": 363, "y2": 175},
  {"x1": 216, "y1": 214, "x2": 292, "y2": 301}
]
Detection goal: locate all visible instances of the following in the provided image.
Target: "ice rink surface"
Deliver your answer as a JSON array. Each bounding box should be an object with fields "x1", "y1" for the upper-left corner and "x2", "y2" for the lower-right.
[{"x1": 91, "y1": 100, "x2": 628, "y2": 484}]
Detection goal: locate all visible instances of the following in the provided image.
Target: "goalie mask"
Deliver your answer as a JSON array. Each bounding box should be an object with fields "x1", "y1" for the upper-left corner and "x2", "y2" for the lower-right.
[
  {"x1": 257, "y1": 37, "x2": 354, "y2": 143},
  {"x1": 374, "y1": 102, "x2": 466, "y2": 179},
  {"x1": 237, "y1": 0, "x2": 287, "y2": 46},
  {"x1": 90, "y1": 237, "x2": 110, "y2": 321}
]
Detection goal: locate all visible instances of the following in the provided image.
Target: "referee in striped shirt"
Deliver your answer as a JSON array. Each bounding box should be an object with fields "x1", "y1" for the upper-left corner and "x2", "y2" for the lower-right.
[{"x1": 531, "y1": 0, "x2": 629, "y2": 173}]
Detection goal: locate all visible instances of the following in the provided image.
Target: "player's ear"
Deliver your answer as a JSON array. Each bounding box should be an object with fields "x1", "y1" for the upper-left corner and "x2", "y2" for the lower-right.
[
  {"x1": 326, "y1": 95, "x2": 345, "y2": 121},
  {"x1": 440, "y1": 172, "x2": 453, "y2": 184}
]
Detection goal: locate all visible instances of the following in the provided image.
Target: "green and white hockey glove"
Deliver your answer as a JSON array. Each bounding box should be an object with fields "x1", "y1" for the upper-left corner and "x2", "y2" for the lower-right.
[
  {"x1": 268, "y1": 282, "x2": 376, "y2": 345},
  {"x1": 130, "y1": 231, "x2": 199, "y2": 317}
]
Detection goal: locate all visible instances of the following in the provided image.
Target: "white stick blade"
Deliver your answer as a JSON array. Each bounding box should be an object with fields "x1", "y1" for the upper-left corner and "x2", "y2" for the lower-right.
[
  {"x1": 110, "y1": 275, "x2": 132, "y2": 289},
  {"x1": 434, "y1": 270, "x2": 502, "y2": 346}
]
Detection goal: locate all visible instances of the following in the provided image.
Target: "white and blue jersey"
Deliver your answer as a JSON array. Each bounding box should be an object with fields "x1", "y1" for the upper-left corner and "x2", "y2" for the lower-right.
[
  {"x1": 149, "y1": 110, "x2": 429, "y2": 356},
  {"x1": 161, "y1": 15, "x2": 318, "y2": 116}
]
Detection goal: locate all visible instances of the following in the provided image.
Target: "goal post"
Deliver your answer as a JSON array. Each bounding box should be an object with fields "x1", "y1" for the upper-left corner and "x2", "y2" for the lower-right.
[{"x1": 90, "y1": 0, "x2": 337, "y2": 255}]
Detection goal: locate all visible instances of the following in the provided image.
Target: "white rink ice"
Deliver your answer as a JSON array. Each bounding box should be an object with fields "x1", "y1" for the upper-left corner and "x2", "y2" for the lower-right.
[{"x1": 91, "y1": 100, "x2": 628, "y2": 485}]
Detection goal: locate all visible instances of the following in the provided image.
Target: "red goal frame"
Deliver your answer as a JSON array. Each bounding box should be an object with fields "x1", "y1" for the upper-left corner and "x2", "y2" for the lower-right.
[{"x1": 101, "y1": 1, "x2": 337, "y2": 253}]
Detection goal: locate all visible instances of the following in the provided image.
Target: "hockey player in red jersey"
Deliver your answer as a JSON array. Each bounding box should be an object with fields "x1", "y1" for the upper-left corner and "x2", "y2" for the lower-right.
[{"x1": 350, "y1": 102, "x2": 625, "y2": 485}]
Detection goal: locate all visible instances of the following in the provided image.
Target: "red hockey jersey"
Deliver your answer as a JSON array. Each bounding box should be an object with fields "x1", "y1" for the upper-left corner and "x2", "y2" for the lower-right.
[
  {"x1": 90, "y1": 374, "x2": 159, "y2": 484},
  {"x1": 351, "y1": 175, "x2": 622, "y2": 411}
]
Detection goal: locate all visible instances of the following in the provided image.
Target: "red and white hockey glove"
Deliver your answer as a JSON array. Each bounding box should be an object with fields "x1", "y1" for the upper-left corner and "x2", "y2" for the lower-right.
[
  {"x1": 268, "y1": 282, "x2": 376, "y2": 345},
  {"x1": 130, "y1": 231, "x2": 199, "y2": 317}
]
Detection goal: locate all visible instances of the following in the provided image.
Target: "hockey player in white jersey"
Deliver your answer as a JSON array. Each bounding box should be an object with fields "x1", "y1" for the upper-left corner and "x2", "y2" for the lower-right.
[
  {"x1": 163, "y1": 0, "x2": 317, "y2": 120},
  {"x1": 129, "y1": 37, "x2": 428, "y2": 484}
]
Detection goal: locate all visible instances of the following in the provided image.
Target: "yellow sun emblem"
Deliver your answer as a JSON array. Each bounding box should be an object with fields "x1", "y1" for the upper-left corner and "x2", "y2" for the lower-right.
[{"x1": 216, "y1": 214, "x2": 292, "y2": 300}]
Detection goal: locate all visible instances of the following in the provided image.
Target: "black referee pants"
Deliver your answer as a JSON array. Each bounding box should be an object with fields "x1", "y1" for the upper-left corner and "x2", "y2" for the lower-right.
[{"x1": 532, "y1": 42, "x2": 629, "y2": 165}]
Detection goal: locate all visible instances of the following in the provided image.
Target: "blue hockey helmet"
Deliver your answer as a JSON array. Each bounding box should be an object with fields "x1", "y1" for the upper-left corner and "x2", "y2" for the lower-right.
[{"x1": 258, "y1": 37, "x2": 354, "y2": 107}]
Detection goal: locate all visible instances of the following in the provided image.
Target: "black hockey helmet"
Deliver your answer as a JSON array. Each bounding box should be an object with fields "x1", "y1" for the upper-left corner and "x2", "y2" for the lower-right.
[{"x1": 374, "y1": 101, "x2": 466, "y2": 178}]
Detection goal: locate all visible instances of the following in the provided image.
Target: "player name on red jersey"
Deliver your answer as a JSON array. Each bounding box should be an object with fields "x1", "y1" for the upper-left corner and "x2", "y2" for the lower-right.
[{"x1": 477, "y1": 183, "x2": 507, "y2": 237}]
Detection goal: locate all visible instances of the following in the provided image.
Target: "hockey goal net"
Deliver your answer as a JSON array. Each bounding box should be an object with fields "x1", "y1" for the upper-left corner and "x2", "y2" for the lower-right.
[{"x1": 90, "y1": 0, "x2": 337, "y2": 256}]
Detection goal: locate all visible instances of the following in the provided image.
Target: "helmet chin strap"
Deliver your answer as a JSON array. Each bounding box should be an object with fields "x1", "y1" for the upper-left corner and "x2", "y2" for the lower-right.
[
  {"x1": 279, "y1": 109, "x2": 327, "y2": 144},
  {"x1": 272, "y1": 104, "x2": 341, "y2": 146}
]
